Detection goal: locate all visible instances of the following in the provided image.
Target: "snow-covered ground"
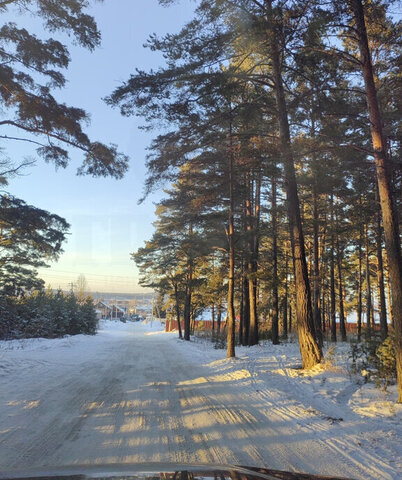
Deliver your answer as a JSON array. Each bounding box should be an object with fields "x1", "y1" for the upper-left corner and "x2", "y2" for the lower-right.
[{"x1": 0, "y1": 320, "x2": 400, "y2": 479}]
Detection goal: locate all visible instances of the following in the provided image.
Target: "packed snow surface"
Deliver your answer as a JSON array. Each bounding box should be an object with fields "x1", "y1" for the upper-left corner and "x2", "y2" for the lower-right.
[{"x1": 0, "y1": 320, "x2": 401, "y2": 479}]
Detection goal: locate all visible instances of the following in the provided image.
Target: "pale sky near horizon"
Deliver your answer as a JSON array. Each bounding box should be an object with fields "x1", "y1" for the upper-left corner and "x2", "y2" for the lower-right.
[{"x1": 6, "y1": 0, "x2": 196, "y2": 294}]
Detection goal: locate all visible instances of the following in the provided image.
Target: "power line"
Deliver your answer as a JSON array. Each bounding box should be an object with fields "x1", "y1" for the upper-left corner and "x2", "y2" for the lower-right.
[
  {"x1": 40, "y1": 273, "x2": 137, "y2": 282},
  {"x1": 38, "y1": 269, "x2": 138, "y2": 280}
]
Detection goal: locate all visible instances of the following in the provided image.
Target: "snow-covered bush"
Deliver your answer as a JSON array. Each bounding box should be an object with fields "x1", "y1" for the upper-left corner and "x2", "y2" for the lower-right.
[
  {"x1": 349, "y1": 331, "x2": 396, "y2": 389},
  {"x1": 376, "y1": 334, "x2": 396, "y2": 388}
]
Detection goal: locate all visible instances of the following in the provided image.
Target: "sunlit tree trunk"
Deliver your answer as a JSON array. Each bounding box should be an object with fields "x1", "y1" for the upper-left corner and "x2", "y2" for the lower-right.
[
  {"x1": 289, "y1": 302, "x2": 292, "y2": 334},
  {"x1": 183, "y1": 275, "x2": 192, "y2": 341},
  {"x1": 271, "y1": 177, "x2": 279, "y2": 344},
  {"x1": 241, "y1": 175, "x2": 250, "y2": 346},
  {"x1": 217, "y1": 303, "x2": 222, "y2": 334},
  {"x1": 241, "y1": 269, "x2": 250, "y2": 345},
  {"x1": 283, "y1": 251, "x2": 289, "y2": 339},
  {"x1": 246, "y1": 171, "x2": 261, "y2": 346},
  {"x1": 183, "y1": 224, "x2": 193, "y2": 341},
  {"x1": 227, "y1": 112, "x2": 236, "y2": 358},
  {"x1": 336, "y1": 238, "x2": 347, "y2": 342},
  {"x1": 330, "y1": 194, "x2": 337, "y2": 342},
  {"x1": 365, "y1": 224, "x2": 372, "y2": 332},
  {"x1": 247, "y1": 175, "x2": 258, "y2": 346},
  {"x1": 385, "y1": 258, "x2": 393, "y2": 327},
  {"x1": 313, "y1": 186, "x2": 323, "y2": 347},
  {"x1": 265, "y1": 0, "x2": 322, "y2": 367},
  {"x1": 239, "y1": 282, "x2": 244, "y2": 345},
  {"x1": 320, "y1": 231, "x2": 328, "y2": 334},
  {"x1": 321, "y1": 293, "x2": 326, "y2": 334},
  {"x1": 376, "y1": 191, "x2": 388, "y2": 339},
  {"x1": 173, "y1": 282, "x2": 183, "y2": 339},
  {"x1": 357, "y1": 226, "x2": 363, "y2": 341}
]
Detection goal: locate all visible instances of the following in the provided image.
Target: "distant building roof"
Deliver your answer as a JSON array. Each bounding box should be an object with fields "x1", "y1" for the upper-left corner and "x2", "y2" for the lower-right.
[{"x1": 96, "y1": 301, "x2": 111, "y2": 309}]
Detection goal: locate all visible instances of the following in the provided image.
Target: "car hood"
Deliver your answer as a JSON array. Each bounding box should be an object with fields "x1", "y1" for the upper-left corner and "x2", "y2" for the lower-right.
[{"x1": 0, "y1": 463, "x2": 354, "y2": 480}]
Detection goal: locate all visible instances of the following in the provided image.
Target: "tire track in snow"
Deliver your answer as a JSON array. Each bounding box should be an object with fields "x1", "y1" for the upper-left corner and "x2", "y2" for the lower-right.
[{"x1": 213, "y1": 349, "x2": 398, "y2": 480}]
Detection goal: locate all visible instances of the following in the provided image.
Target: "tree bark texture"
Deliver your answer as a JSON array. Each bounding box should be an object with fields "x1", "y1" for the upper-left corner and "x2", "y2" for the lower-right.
[
  {"x1": 272, "y1": 177, "x2": 279, "y2": 344},
  {"x1": 330, "y1": 195, "x2": 337, "y2": 343},
  {"x1": 376, "y1": 191, "x2": 388, "y2": 339},
  {"x1": 246, "y1": 175, "x2": 258, "y2": 345},
  {"x1": 365, "y1": 224, "x2": 372, "y2": 332},
  {"x1": 283, "y1": 252, "x2": 289, "y2": 338},
  {"x1": 174, "y1": 282, "x2": 183, "y2": 339},
  {"x1": 336, "y1": 239, "x2": 347, "y2": 342},
  {"x1": 313, "y1": 187, "x2": 323, "y2": 347},
  {"x1": 357, "y1": 226, "x2": 363, "y2": 341},
  {"x1": 227, "y1": 112, "x2": 236, "y2": 358}
]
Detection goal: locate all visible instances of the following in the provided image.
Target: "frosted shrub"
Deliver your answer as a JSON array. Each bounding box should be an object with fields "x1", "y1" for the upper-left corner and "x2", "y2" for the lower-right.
[
  {"x1": 0, "y1": 289, "x2": 99, "y2": 340},
  {"x1": 349, "y1": 331, "x2": 396, "y2": 389},
  {"x1": 324, "y1": 345, "x2": 336, "y2": 367},
  {"x1": 376, "y1": 334, "x2": 396, "y2": 388}
]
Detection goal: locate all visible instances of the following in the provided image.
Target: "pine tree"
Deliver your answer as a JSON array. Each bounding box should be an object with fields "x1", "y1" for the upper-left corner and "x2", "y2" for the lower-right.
[
  {"x1": 80, "y1": 295, "x2": 98, "y2": 335},
  {"x1": 0, "y1": 0, "x2": 128, "y2": 177},
  {"x1": 0, "y1": 194, "x2": 69, "y2": 295},
  {"x1": 348, "y1": 0, "x2": 402, "y2": 402}
]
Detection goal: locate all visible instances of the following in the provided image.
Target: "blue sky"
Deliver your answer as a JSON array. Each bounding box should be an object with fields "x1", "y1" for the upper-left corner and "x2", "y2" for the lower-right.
[{"x1": 6, "y1": 0, "x2": 196, "y2": 294}]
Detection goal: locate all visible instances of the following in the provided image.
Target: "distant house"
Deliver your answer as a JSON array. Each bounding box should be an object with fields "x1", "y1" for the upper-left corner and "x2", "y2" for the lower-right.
[
  {"x1": 95, "y1": 301, "x2": 112, "y2": 319},
  {"x1": 95, "y1": 301, "x2": 126, "y2": 319},
  {"x1": 112, "y1": 304, "x2": 126, "y2": 318}
]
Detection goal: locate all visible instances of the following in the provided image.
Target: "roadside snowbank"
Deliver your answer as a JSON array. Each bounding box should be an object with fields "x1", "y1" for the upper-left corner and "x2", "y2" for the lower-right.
[
  {"x1": 169, "y1": 332, "x2": 402, "y2": 476},
  {"x1": 173, "y1": 333, "x2": 401, "y2": 413},
  {"x1": 0, "y1": 319, "x2": 128, "y2": 352}
]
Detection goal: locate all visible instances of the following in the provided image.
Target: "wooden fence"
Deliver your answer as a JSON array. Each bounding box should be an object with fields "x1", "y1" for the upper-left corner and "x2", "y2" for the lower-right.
[{"x1": 165, "y1": 319, "x2": 382, "y2": 334}]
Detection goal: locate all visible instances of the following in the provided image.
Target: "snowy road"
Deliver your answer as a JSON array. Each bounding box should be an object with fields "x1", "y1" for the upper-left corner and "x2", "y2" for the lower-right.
[{"x1": 0, "y1": 321, "x2": 400, "y2": 479}]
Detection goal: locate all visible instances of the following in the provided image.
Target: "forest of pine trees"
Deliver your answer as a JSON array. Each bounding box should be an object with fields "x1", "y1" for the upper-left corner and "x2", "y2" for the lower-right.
[
  {"x1": 107, "y1": 1, "x2": 401, "y2": 400},
  {"x1": 0, "y1": 1, "x2": 400, "y2": 401}
]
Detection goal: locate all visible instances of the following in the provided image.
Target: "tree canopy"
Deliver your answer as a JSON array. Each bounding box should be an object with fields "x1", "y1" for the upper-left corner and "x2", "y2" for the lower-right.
[
  {"x1": 0, "y1": 193, "x2": 69, "y2": 294},
  {"x1": 0, "y1": 0, "x2": 128, "y2": 178},
  {"x1": 109, "y1": 0, "x2": 401, "y2": 399}
]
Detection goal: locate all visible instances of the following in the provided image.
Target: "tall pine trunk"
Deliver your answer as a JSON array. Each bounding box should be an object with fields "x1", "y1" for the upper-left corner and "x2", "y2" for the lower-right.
[
  {"x1": 247, "y1": 174, "x2": 259, "y2": 346},
  {"x1": 365, "y1": 224, "x2": 372, "y2": 332},
  {"x1": 265, "y1": 0, "x2": 322, "y2": 367},
  {"x1": 239, "y1": 282, "x2": 243, "y2": 346},
  {"x1": 271, "y1": 177, "x2": 279, "y2": 344},
  {"x1": 330, "y1": 194, "x2": 337, "y2": 342},
  {"x1": 241, "y1": 268, "x2": 250, "y2": 345},
  {"x1": 357, "y1": 225, "x2": 363, "y2": 341},
  {"x1": 336, "y1": 238, "x2": 347, "y2": 342},
  {"x1": 226, "y1": 110, "x2": 236, "y2": 358},
  {"x1": 385, "y1": 259, "x2": 393, "y2": 327},
  {"x1": 183, "y1": 275, "x2": 192, "y2": 341},
  {"x1": 289, "y1": 303, "x2": 292, "y2": 334},
  {"x1": 313, "y1": 186, "x2": 323, "y2": 347},
  {"x1": 241, "y1": 181, "x2": 250, "y2": 346},
  {"x1": 283, "y1": 249, "x2": 289, "y2": 338},
  {"x1": 174, "y1": 282, "x2": 183, "y2": 339},
  {"x1": 217, "y1": 303, "x2": 222, "y2": 334},
  {"x1": 320, "y1": 230, "x2": 328, "y2": 334},
  {"x1": 376, "y1": 191, "x2": 388, "y2": 339},
  {"x1": 350, "y1": 0, "x2": 402, "y2": 401},
  {"x1": 183, "y1": 224, "x2": 193, "y2": 341}
]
